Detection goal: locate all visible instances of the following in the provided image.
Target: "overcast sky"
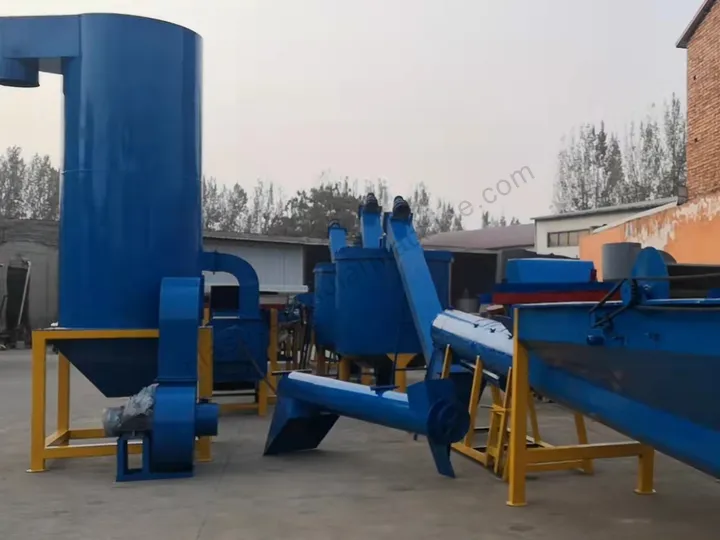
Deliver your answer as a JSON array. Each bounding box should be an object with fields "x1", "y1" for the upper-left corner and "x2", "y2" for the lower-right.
[{"x1": 0, "y1": 0, "x2": 700, "y2": 227}]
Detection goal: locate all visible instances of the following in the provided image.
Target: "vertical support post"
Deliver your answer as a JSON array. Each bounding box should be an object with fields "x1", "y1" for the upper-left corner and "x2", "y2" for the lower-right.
[
  {"x1": 338, "y1": 357, "x2": 352, "y2": 381},
  {"x1": 393, "y1": 354, "x2": 415, "y2": 393},
  {"x1": 495, "y1": 367, "x2": 512, "y2": 477},
  {"x1": 268, "y1": 309, "x2": 279, "y2": 388},
  {"x1": 29, "y1": 333, "x2": 48, "y2": 473},
  {"x1": 463, "y1": 356, "x2": 484, "y2": 447},
  {"x1": 361, "y1": 368, "x2": 373, "y2": 385},
  {"x1": 573, "y1": 413, "x2": 594, "y2": 474},
  {"x1": 507, "y1": 311, "x2": 529, "y2": 507},
  {"x1": 315, "y1": 347, "x2": 326, "y2": 376},
  {"x1": 56, "y1": 353, "x2": 71, "y2": 445},
  {"x1": 196, "y1": 327, "x2": 213, "y2": 462},
  {"x1": 440, "y1": 345, "x2": 452, "y2": 379},
  {"x1": 635, "y1": 446, "x2": 656, "y2": 495}
]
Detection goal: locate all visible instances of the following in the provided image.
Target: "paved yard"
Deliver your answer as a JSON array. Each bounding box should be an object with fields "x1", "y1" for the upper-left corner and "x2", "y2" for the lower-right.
[{"x1": 0, "y1": 349, "x2": 718, "y2": 539}]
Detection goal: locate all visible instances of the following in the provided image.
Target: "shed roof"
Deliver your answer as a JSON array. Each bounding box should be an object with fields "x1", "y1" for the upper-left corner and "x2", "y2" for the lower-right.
[
  {"x1": 677, "y1": 0, "x2": 717, "y2": 48},
  {"x1": 421, "y1": 224, "x2": 534, "y2": 253},
  {"x1": 532, "y1": 197, "x2": 677, "y2": 222}
]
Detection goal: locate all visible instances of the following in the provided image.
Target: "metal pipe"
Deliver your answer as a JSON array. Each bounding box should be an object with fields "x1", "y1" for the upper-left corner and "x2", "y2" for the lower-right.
[
  {"x1": 264, "y1": 371, "x2": 469, "y2": 476},
  {"x1": 431, "y1": 310, "x2": 513, "y2": 384}
]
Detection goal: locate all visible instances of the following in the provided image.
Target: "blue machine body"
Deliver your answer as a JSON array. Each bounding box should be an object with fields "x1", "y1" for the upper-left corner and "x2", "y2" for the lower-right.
[
  {"x1": 264, "y1": 372, "x2": 470, "y2": 477},
  {"x1": 266, "y1": 196, "x2": 469, "y2": 478},
  {"x1": 504, "y1": 258, "x2": 595, "y2": 284},
  {"x1": 0, "y1": 13, "x2": 217, "y2": 480},
  {"x1": 313, "y1": 263, "x2": 336, "y2": 348},
  {"x1": 359, "y1": 193, "x2": 383, "y2": 248},
  {"x1": 202, "y1": 251, "x2": 268, "y2": 386},
  {"x1": 0, "y1": 13, "x2": 203, "y2": 398},
  {"x1": 433, "y1": 247, "x2": 720, "y2": 478},
  {"x1": 334, "y1": 248, "x2": 452, "y2": 356}
]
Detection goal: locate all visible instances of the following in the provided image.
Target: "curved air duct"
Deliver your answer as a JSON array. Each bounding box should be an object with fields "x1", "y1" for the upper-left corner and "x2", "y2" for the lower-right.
[{"x1": 201, "y1": 251, "x2": 260, "y2": 319}]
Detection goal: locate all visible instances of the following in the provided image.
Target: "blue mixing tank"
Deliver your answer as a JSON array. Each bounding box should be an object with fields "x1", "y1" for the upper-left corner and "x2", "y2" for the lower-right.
[
  {"x1": 334, "y1": 248, "x2": 452, "y2": 356},
  {"x1": 0, "y1": 14, "x2": 203, "y2": 397}
]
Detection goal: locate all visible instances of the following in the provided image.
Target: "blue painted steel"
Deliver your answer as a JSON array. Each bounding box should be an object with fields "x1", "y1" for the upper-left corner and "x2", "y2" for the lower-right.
[
  {"x1": 516, "y1": 300, "x2": 720, "y2": 478},
  {"x1": 433, "y1": 247, "x2": 720, "y2": 477},
  {"x1": 264, "y1": 372, "x2": 470, "y2": 477},
  {"x1": 328, "y1": 223, "x2": 347, "y2": 261},
  {"x1": 620, "y1": 246, "x2": 671, "y2": 304},
  {"x1": 117, "y1": 277, "x2": 219, "y2": 481},
  {"x1": 359, "y1": 193, "x2": 383, "y2": 248},
  {"x1": 384, "y1": 197, "x2": 446, "y2": 376},
  {"x1": 0, "y1": 14, "x2": 203, "y2": 397},
  {"x1": 313, "y1": 263, "x2": 336, "y2": 348},
  {"x1": 333, "y1": 248, "x2": 452, "y2": 356},
  {"x1": 505, "y1": 259, "x2": 595, "y2": 284},
  {"x1": 202, "y1": 251, "x2": 260, "y2": 320},
  {"x1": 202, "y1": 251, "x2": 268, "y2": 385}
]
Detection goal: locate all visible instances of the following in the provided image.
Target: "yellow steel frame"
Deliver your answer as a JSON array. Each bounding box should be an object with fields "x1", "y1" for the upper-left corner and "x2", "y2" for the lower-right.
[
  {"x1": 443, "y1": 347, "x2": 593, "y2": 479},
  {"x1": 439, "y1": 313, "x2": 657, "y2": 506},
  {"x1": 215, "y1": 308, "x2": 279, "y2": 417},
  {"x1": 506, "y1": 312, "x2": 655, "y2": 506},
  {"x1": 29, "y1": 327, "x2": 214, "y2": 473}
]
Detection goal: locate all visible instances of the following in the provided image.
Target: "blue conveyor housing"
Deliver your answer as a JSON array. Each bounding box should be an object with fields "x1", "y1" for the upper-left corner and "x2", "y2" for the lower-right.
[
  {"x1": 264, "y1": 373, "x2": 469, "y2": 477},
  {"x1": 383, "y1": 197, "x2": 445, "y2": 376},
  {"x1": 359, "y1": 192, "x2": 383, "y2": 248},
  {"x1": 328, "y1": 222, "x2": 347, "y2": 261},
  {"x1": 432, "y1": 247, "x2": 720, "y2": 478}
]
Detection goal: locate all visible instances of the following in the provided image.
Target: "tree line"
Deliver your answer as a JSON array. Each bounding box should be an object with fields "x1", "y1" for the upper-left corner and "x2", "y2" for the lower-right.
[
  {"x1": 0, "y1": 148, "x2": 524, "y2": 240},
  {"x1": 552, "y1": 93, "x2": 687, "y2": 213}
]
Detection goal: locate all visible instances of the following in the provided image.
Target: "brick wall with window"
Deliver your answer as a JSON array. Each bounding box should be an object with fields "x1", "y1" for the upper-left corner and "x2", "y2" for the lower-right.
[{"x1": 686, "y1": 1, "x2": 720, "y2": 198}]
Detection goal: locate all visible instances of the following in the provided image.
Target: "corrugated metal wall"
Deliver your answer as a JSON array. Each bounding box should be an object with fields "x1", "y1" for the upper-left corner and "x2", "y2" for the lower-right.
[{"x1": 0, "y1": 220, "x2": 59, "y2": 329}]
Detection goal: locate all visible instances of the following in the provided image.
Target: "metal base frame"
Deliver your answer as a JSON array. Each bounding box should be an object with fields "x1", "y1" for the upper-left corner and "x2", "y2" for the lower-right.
[
  {"x1": 29, "y1": 327, "x2": 214, "y2": 474},
  {"x1": 440, "y1": 324, "x2": 656, "y2": 507},
  {"x1": 213, "y1": 308, "x2": 280, "y2": 417}
]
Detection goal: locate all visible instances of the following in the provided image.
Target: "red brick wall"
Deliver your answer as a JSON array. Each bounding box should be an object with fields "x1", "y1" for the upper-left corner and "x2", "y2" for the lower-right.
[{"x1": 687, "y1": 1, "x2": 720, "y2": 198}]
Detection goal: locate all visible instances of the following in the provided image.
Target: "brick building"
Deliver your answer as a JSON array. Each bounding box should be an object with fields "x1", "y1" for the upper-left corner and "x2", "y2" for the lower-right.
[{"x1": 580, "y1": 0, "x2": 720, "y2": 275}]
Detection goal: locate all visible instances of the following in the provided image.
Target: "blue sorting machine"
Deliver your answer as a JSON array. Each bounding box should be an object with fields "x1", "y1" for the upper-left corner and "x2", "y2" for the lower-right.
[
  {"x1": 269, "y1": 191, "x2": 720, "y2": 482},
  {"x1": 0, "y1": 13, "x2": 240, "y2": 480},
  {"x1": 312, "y1": 194, "x2": 453, "y2": 384},
  {"x1": 433, "y1": 246, "x2": 720, "y2": 478}
]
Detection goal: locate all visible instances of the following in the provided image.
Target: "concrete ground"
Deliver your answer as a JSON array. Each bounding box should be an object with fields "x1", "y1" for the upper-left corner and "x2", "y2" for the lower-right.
[{"x1": 0, "y1": 349, "x2": 719, "y2": 539}]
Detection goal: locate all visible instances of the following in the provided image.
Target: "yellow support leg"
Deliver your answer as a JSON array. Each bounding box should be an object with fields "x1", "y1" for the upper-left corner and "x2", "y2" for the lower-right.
[
  {"x1": 573, "y1": 413, "x2": 594, "y2": 474},
  {"x1": 440, "y1": 345, "x2": 452, "y2": 379},
  {"x1": 315, "y1": 348, "x2": 326, "y2": 376},
  {"x1": 507, "y1": 314, "x2": 529, "y2": 507},
  {"x1": 338, "y1": 357, "x2": 352, "y2": 381},
  {"x1": 56, "y1": 353, "x2": 71, "y2": 446},
  {"x1": 196, "y1": 327, "x2": 213, "y2": 462},
  {"x1": 390, "y1": 354, "x2": 415, "y2": 393},
  {"x1": 361, "y1": 368, "x2": 374, "y2": 385},
  {"x1": 635, "y1": 445, "x2": 656, "y2": 495},
  {"x1": 29, "y1": 334, "x2": 48, "y2": 473}
]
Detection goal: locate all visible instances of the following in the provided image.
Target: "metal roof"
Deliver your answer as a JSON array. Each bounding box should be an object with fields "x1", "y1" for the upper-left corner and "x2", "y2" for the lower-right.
[
  {"x1": 677, "y1": 0, "x2": 717, "y2": 49},
  {"x1": 532, "y1": 197, "x2": 677, "y2": 222},
  {"x1": 203, "y1": 230, "x2": 328, "y2": 246},
  {"x1": 421, "y1": 224, "x2": 534, "y2": 252}
]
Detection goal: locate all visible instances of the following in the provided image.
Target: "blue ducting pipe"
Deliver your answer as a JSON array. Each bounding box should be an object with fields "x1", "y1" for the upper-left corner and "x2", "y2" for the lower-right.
[
  {"x1": 328, "y1": 221, "x2": 347, "y2": 261},
  {"x1": 359, "y1": 192, "x2": 383, "y2": 248},
  {"x1": 201, "y1": 251, "x2": 260, "y2": 319},
  {"x1": 264, "y1": 373, "x2": 470, "y2": 477}
]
